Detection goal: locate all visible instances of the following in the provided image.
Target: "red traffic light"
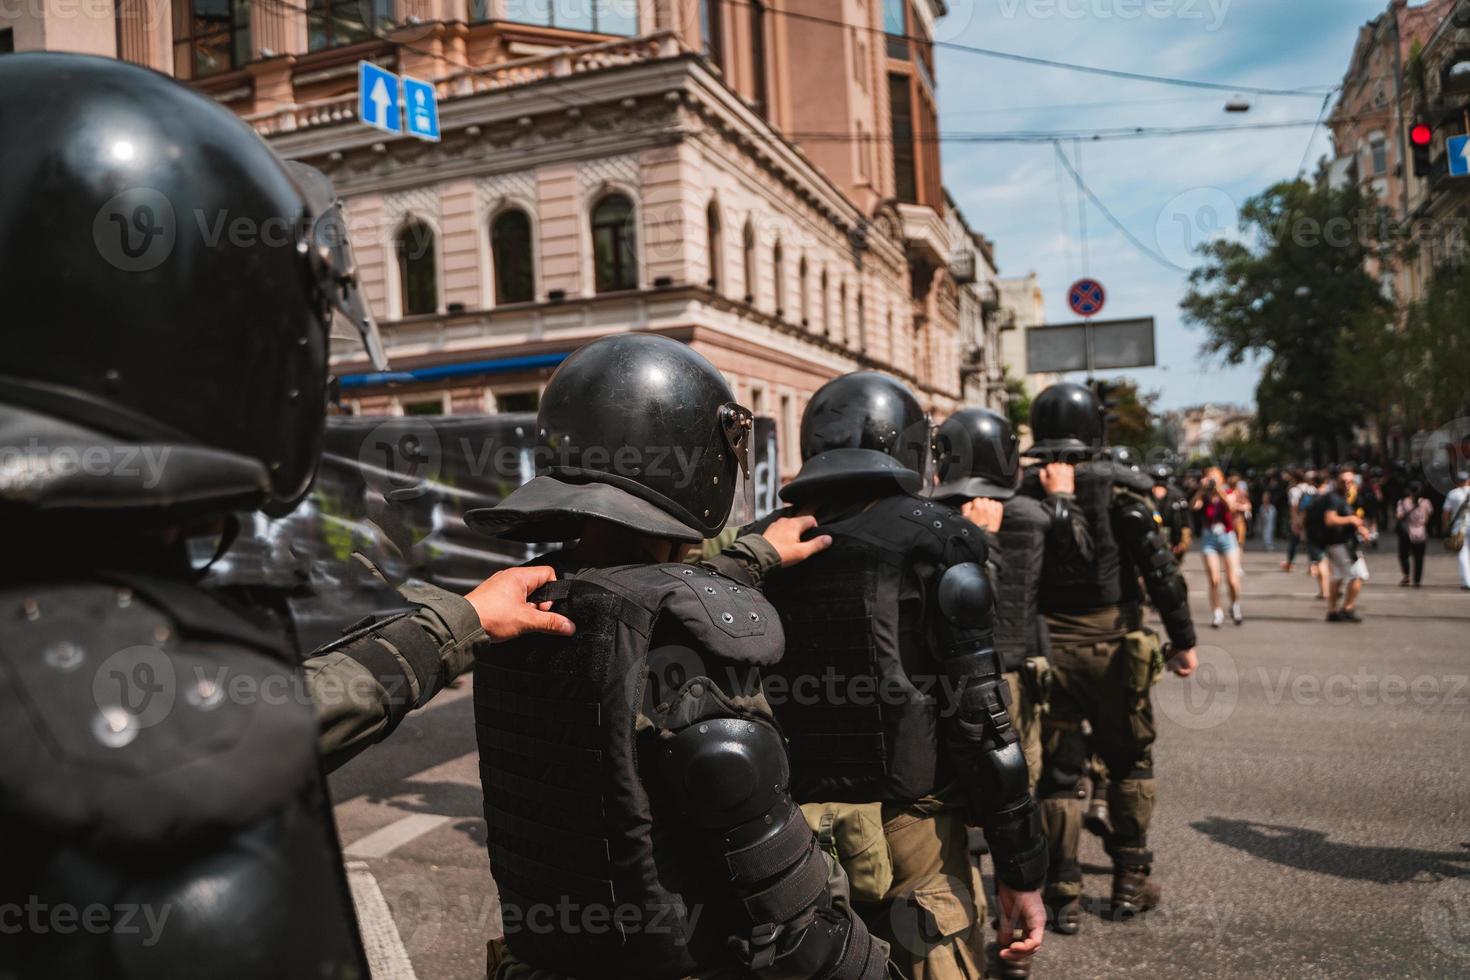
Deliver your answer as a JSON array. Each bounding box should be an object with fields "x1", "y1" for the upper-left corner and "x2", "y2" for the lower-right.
[{"x1": 1411, "y1": 123, "x2": 1433, "y2": 146}]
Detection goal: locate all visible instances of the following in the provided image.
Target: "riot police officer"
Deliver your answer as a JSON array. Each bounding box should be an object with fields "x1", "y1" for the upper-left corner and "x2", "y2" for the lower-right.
[
  {"x1": 464, "y1": 334, "x2": 890, "y2": 980},
  {"x1": 753, "y1": 375, "x2": 1048, "y2": 980},
  {"x1": 1148, "y1": 462, "x2": 1193, "y2": 561},
  {"x1": 0, "y1": 53, "x2": 579, "y2": 978},
  {"x1": 1020, "y1": 383, "x2": 1198, "y2": 934},
  {"x1": 929, "y1": 408, "x2": 1091, "y2": 796}
]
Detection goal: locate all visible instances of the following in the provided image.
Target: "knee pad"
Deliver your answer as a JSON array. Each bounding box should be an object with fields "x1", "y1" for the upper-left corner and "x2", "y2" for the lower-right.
[{"x1": 1038, "y1": 729, "x2": 1088, "y2": 800}]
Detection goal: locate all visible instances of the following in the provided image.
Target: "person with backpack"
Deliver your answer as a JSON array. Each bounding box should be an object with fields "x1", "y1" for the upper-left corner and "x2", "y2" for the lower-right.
[{"x1": 1396, "y1": 482, "x2": 1434, "y2": 588}]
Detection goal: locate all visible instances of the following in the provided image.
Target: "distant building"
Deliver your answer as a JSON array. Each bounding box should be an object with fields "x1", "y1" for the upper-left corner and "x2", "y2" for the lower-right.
[
  {"x1": 996, "y1": 272, "x2": 1057, "y2": 397},
  {"x1": 1403, "y1": 1, "x2": 1470, "y2": 284},
  {"x1": 1327, "y1": 0, "x2": 1464, "y2": 306},
  {"x1": 946, "y1": 194, "x2": 1006, "y2": 411},
  {"x1": 1167, "y1": 404, "x2": 1254, "y2": 463}
]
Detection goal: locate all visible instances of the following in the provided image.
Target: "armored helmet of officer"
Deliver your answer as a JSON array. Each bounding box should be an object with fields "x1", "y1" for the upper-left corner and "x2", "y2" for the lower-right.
[
  {"x1": 1027, "y1": 382, "x2": 1104, "y2": 463},
  {"x1": 467, "y1": 333, "x2": 754, "y2": 543},
  {"x1": 931, "y1": 407, "x2": 1020, "y2": 502},
  {"x1": 0, "y1": 53, "x2": 385, "y2": 520},
  {"x1": 780, "y1": 371, "x2": 932, "y2": 504}
]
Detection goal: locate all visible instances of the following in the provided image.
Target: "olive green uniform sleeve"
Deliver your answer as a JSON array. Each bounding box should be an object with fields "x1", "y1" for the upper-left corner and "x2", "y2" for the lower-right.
[
  {"x1": 699, "y1": 532, "x2": 783, "y2": 588},
  {"x1": 305, "y1": 580, "x2": 485, "y2": 772}
]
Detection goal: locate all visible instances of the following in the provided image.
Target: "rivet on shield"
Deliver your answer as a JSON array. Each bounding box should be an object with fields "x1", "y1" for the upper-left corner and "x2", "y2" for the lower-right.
[
  {"x1": 44, "y1": 641, "x2": 85, "y2": 672},
  {"x1": 93, "y1": 707, "x2": 139, "y2": 748}
]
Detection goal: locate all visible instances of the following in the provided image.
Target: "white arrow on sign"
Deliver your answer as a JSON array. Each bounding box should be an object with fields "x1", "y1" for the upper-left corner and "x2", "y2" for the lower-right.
[
  {"x1": 1461, "y1": 139, "x2": 1470, "y2": 168},
  {"x1": 370, "y1": 77, "x2": 392, "y2": 124}
]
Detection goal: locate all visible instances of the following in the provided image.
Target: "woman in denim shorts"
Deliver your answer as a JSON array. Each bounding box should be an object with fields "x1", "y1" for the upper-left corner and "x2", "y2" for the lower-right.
[{"x1": 1193, "y1": 467, "x2": 1245, "y2": 627}]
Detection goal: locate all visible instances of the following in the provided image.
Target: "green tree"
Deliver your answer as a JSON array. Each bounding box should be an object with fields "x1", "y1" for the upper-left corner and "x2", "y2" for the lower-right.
[
  {"x1": 1181, "y1": 179, "x2": 1394, "y2": 462},
  {"x1": 1001, "y1": 367, "x2": 1032, "y2": 433},
  {"x1": 1098, "y1": 378, "x2": 1160, "y2": 454}
]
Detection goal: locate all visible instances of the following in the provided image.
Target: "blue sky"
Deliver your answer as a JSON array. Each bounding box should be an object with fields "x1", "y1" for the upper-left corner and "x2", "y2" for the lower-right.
[{"x1": 937, "y1": 0, "x2": 1391, "y2": 410}]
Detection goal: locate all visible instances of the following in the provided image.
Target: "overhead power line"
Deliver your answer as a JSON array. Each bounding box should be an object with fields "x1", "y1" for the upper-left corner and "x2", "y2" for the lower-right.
[{"x1": 1051, "y1": 142, "x2": 1186, "y2": 273}]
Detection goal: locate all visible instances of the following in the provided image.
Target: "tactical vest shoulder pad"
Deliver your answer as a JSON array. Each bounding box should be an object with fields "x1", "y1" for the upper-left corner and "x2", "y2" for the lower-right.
[
  {"x1": 1112, "y1": 493, "x2": 1162, "y2": 541},
  {"x1": 0, "y1": 582, "x2": 318, "y2": 847},
  {"x1": 849, "y1": 495, "x2": 987, "y2": 567},
  {"x1": 585, "y1": 563, "x2": 785, "y2": 666}
]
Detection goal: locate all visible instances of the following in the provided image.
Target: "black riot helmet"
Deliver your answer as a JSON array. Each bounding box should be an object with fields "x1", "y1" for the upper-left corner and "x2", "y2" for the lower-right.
[
  {"x1": 781, "y1": 372, "x2": 932, "y2": 504},
  {"x1": 1026, "y1": 382, "x2": 1104, "y2": 462},
  {"x1": 0, "y1": 54, "x2": 385, "y2": 518},
  {"x1": 930, "y1": 408, "x2": 1020, "y2": 503},
  {"x1": 1102, "y1": 445, "x2": 1142, "y2": 473},
  {"x1": 467, "y1": 334, "x2": 754, "y2": 544},
  {"x1": 1146, "y1": 462, "x2": 1175, "y2": 485}
]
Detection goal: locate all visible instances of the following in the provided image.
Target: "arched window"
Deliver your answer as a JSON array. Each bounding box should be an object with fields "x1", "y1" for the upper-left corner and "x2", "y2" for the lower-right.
[
  {"x1": 742, "y1": 220, "x2": 757, "y2": 303},
  {"x1": 395, "y1": 219, "x2": 438, "y2": 316},
  {"x1": 591, "y1": 194, "x2": 637, "y2": 293},
  {"x1": 706, "y1": 201, "x2": 723, "y2": 291},
  {"x1": 798, "y1": 256, "x2": 809, "y2": 325},
  {"x1": 839, "y1": 280, "x2": 848, "y2": 344},
  {"x1": 491, "y1": 209, "x2": 535, "y2": 304},
  {"x1": 819, "y1": 268, "x2": 829, "y2": 335},
  {"x1": 773, "y1": 240, "x2": 785, "y2": 317},
  {"x1": 699, "y1": 0, "x2": 723, "y2": 67}
]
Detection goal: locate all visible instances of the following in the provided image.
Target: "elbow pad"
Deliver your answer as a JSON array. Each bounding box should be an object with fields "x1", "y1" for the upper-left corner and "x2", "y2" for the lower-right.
[
  {"x1": 936, "y1": 563, "x2": 1048, "y2": 892},
  {"x1": 1116, "y1": 501, "x2": 1197, "y2": 649},
  {"x1": 659, "y1": 717, "x2": 887, "y2": 980}
]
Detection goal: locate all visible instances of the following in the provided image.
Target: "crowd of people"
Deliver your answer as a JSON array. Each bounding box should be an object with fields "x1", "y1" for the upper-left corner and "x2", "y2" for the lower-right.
[{"x1": 1154, "y1": 462, "x2": 1470, "y2": 625}]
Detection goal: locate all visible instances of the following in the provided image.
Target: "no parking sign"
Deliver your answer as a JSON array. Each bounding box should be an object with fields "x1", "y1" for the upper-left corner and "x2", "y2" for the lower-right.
[{"x1": 1068, "y1": 278, "x2": 1106, "y2": 318}]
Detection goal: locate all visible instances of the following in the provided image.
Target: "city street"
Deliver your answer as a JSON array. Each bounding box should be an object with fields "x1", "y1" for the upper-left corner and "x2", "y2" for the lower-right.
[{"x1": 329, "y1": 545, "x2": 1470, "y2": 979}]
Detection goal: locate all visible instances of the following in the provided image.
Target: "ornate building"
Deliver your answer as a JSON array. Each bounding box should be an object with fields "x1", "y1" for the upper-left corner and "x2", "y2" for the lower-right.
[{"x1": 13, "y1": 0, "x2": 968, "y2": 469}]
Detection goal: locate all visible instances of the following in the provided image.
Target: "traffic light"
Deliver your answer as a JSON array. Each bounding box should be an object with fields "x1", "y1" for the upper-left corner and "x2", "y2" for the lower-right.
[{"x1": 1411, "y1": 122, "x2": 1434, "y2": 178}]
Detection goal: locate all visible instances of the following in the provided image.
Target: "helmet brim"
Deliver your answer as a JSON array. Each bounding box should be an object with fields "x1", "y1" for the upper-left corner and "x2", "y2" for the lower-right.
[
  {"x1": 1023, "y1": 438, "x2": 1099, "y2": 463},
  {"x1": 0, "y1": 403, "x2": 271, "y2": 520},
  {"x1": 928, "y1": 476, "x2": 1016, "y2": 502},
  {"x1": 779, "y1": 448, "x2": 923, "y2": 504},
  {"x1": 465, "y1": 475, "x2": 707, "y2": 544}
]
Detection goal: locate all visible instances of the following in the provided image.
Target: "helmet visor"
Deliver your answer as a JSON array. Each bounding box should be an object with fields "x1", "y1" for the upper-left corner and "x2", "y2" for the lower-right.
[
  {"x1": 902, "y1": 415, "x2": 938, "y2": 490},
  {"x1": 720, "y1": 402, "x2": 757, "y2": 530},
  {"x1": 285, "y1": 160, "x2": 389, "y2": 371}
]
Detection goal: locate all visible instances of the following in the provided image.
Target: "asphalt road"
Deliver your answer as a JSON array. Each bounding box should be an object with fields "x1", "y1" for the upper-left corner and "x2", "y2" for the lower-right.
[{"x1": 329, "y1": 544, "x2": 1470, "y2": 979}]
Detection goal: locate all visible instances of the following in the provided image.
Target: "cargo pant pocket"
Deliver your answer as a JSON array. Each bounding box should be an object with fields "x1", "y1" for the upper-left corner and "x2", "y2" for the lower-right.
[{"x1": 801, "y1": 802, "x2": 894, "y2": 904}]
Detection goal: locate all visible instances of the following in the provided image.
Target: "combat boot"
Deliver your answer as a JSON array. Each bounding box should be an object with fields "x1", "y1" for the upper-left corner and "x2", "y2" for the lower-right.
[
  {"x1": 1111, "y1": 863, "x2": 1161, "y2": 917},
  {"x1": 1044, "y1": 890, "x2": 1082, "y2": 935},
  {"x1": 997, "y1": 955, "x2": 1033, "y2": 979}
]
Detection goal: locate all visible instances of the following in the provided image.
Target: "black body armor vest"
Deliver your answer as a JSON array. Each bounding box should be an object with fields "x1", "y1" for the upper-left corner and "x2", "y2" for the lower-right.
[
  {"x1": 0, "y1": 573, "x2": 368, "y2": 979},
  {"x1": 993, "y1": 494, "x2": 1051, "y2": 671},
  {"x1": 1026, "y1": 462, "x2": 1125, "y2": 614},
  {"x1": 756, "y1": 495, "x2": 987, "y2": 804},
  {"x1": 474, "y1": 562, "x2": 785, "y2": 979}
]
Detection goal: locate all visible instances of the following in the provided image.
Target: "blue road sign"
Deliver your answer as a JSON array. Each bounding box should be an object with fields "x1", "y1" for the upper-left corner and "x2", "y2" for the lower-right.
[
  {"x1": 1068, "y1": 278, "x2": 1106, "y2": 318},
  {"x1": 1449, "y1": 134, "x2": 1470, "y2": 178},
  {"x1": 359, "y1": 61, "x2": 401, "y2": 135},
  {"x1": 402, "y1": 76, "x2": 441, "y2": 142}
]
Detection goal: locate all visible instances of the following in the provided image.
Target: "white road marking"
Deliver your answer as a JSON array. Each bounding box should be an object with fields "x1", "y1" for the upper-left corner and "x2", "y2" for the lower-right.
[
  {"x1": 344, "y1": 813, "x2": 451, "y2": 859},
  {"x1": 346, "y1": 861, "x2": 419, "y2": 980}
]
